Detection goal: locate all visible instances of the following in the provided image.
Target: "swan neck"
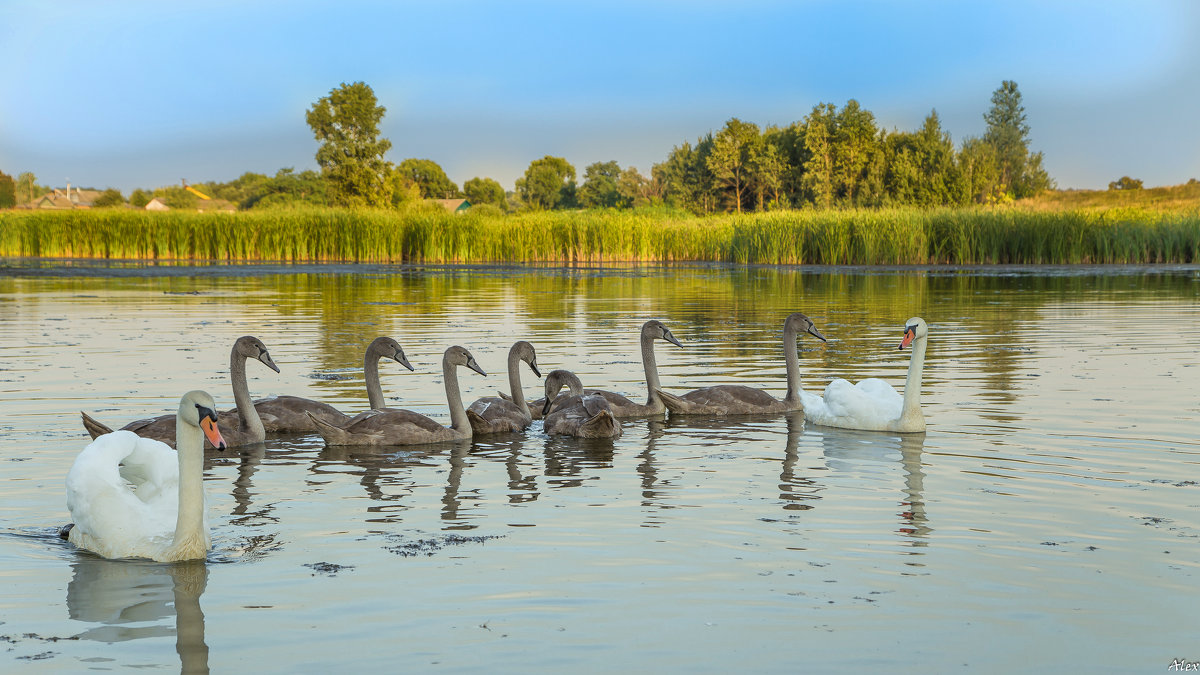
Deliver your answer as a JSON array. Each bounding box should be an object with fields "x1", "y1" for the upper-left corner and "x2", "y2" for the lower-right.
[
  {"x1": 365, "y1": 349, "x2": 384, "y2": 409},
  {"x1": 901, "y1": 335, "x2": 927, "y2": 423},
  {"x1": 641, "y1": 330, "x2": 661, "y2": 407},
  {"x1": 444, "y1": 356, "x2": 469, "y2": 432},
  {"x1": 230, "y1": 348, "x2": 264, "y2": 440},
  {"x1": 173, "y1": 420, "x2": 207, "y2": 550},
  {"x1": 507, "y1": 348, "x2": 529, "y2": 416},
  {"x1": 783, "y1": 321, "x2": 801, "y2": 402}
]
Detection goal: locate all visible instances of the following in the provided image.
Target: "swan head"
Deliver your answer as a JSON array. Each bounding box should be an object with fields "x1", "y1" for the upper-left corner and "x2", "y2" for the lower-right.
[
  {"x1": 446, "y1": 346, "x2": 487, "y2": 377},
  {"x1": 642, "y1": 320, "x2": 683, "y2": 348},
  {"x1": 512, "y1": 341, "x2": 541, "y2": 378},
  {"x1": 179, "y1": 390, "x2": 227, "y2": 451},
  {"x1": 786, "y1": 312, "x2": 827, "y2": 342},
  {"x1": 370, "y1": 336, "x2": 414, "y2": 372},
  {"x1": 899, "y1": 317, "x2": 928, "y2": 350},
  {"x1": 235, "y1": 336, "x2": 280, "y2": 373},
  {"x1": 542, "y1": 369, "x2": 584, "y2": 415}
]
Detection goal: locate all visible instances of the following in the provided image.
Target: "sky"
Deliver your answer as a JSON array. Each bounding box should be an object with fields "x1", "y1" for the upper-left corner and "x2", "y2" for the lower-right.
[{"x1": 2, "y1": 0, "x2": 1198, "y2": 194}]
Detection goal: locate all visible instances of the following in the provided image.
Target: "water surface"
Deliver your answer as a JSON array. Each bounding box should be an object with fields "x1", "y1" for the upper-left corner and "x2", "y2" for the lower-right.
[{"x1": 1, "y1": 262, "x2": 1197, "y2": 672}]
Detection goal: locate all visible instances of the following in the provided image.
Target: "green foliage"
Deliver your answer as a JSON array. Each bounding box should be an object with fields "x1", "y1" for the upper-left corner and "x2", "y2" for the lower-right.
[
  {"x1": 617, "y1": 166, "x2": 656, "y2": 208},
  {"x1": 982, "y1": 80, "x2": 1051, "y2": 199},
  {"x1": 0, "y1": 171, "x2": 15, "y2": 209},
  {"x1": 707, "y1": 118, "x2": 760, "y2": 213},
  {"x1": 15, "y1": 172, "x2": 48, "y2": 205},
  {"x1": 463, "y1": 177, "x2": 506, "y2": 209},
  {"x1": 305, "y1": 81, "x2": 393, "y2": 208},
  {"x1": 1109, "y1": 176, "x2": 1144, "y2": 191},
  {"x1": 653, "y1": 137, "x2": 716, "y2": 213},
  {"x1": 92, "y1": 188, "x2": 126, "y2": 208},
  {"x1": 3, "y1": 207, "x2": 1195, "y2": 265},
  {"x1": 154, "y1": 186, "x2": 198, "y2": 210},
  {"x1": 516, "y1": 156, "x2": 576, "y2": 210},
  {"x1": 395, "y1": 158, "x2": 459, "y2": 199},
  {"x1": 578, "y1": 160, "x2": 623, "y2": 208},
  {"x1": 129, "y1": 189, "x2": 152, "y2": 208}
]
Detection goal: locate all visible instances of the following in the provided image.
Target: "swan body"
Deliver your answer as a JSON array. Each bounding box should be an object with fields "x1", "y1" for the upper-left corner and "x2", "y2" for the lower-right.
[
  {"x1": 81, "y1": 336, "x2": 279, "y2": 448},
  {"x1": 308, "y1": 346, "x2": 486, "y2": 446},
  {"x1": 541, "y1": 370, "x2": 622, "y2": 439},
  {"x1": 800, "y1": 317, "x2": 928, "y2": 433},
  {"x1": 468, "y1": 341, "x2": 541, "y2": 434},
  {"x1": 657, "y1": 312, "x2": 826, "y2": 415},
  {"x1": 66, "y1": 391, "x2": 228, "y2": 562},
  {"x1": 254, "y1": 336, "x2": 414, "y2": 432},
  {"x1": 519, "y1": 320, "x2": 682, "y2": 419}
]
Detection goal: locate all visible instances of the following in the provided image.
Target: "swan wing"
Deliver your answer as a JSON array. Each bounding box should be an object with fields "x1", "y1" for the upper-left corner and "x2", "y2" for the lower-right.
[
  {"x1": 803, "y1": 378, "x2": 903, "y2": 430},
  {"x1": 66, "y1": 431, "x2": 179, "y2": 557}
]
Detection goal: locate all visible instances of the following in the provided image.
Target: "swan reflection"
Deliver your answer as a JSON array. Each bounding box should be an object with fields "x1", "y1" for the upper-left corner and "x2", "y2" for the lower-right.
[
  {"x1": 813, "y1": 427, "x2": 930, "y2": 542},
  {"x1": 67, "y1": 556, "x2": 209, "y2": 673}
]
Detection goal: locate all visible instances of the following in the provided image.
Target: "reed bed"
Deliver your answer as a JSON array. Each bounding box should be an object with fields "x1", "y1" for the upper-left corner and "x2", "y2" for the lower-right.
[{"x1": 1, "y1": 206, "x2": 1197, "y2": 265}]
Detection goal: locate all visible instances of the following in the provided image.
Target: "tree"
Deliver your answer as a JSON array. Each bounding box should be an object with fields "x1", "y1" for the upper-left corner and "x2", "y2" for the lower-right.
[
  {"x1": 92, "y1": 188, "x2": 125, "y2": 208},
  {"x1": 577, "y1": 160, "x2": 623, "y2": 208},
  {"x1": 706, "y1": 118, "x2": 759, "y2": 213},
  {"x1": 1108, "y1": 176, "x2": 1144, "y2": 191},
  {"x1": 129, "y1": 189, "x2": 152, "y2": 208},
  {"x1": 617, "y1": 166, "x2": 655, "y2": 208},
  {"x1": 15, "y1": 172, "x2": 47, "y2": 205},
  {"x1": 831, "y1": 100, "x2": 880, "y2": 206},
  {"x1": 395, "y1": 158, "x2": 459, "y2": 199},
  {"x1": 0, "y1": 171, "x2": 15, "y2": 209},
  {"x1": 800, "y1": 103, "x2": 837, "y2": 208},
  {"x1": 958, "y1": 137, "x2": 1002, "y2": 204},
  {"x1": 751, "y1": 130, "x2": 787, "y2": 209},
  {"x1": 516, "y1": 156, "x2": 576, "y2": 210},
  {"x1": 155, "y1": 185, "x2": 198, "y2": 210},
  {"x1": 982, "y1": 80, "x2": 1036, "y2": 198},
  {"x1": 653, "y1": 138, "x2": 715, "y2": 213},
  {"x1": 305, "y1": 81, "x2": 393, "y2": 208},
  {"x1": 463, "y1": 177, "x2": 505, "y2": 208}
]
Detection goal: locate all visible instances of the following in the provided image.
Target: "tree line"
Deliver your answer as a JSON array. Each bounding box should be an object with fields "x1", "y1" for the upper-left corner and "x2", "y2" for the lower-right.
[{"x1": 0, "y1": 80, "x2": 1054, "y2": 213}]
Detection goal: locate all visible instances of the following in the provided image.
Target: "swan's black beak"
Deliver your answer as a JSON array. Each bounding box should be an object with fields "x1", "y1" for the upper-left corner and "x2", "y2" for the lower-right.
[
  {"x1": 899, "y1": 325, "x2": 916, "y2": 350},
  {"x1": 530, "y1": 361, "x2": 542, "y2": 378},
  {"x1": 807, "y1": 325, "x2": 827, "y2": 342},
  {"x1": 393, "y1": 349, "x2": 415, "y2": 372},
  {"x1": 258, "y1": 350, "x2": 281, "y2": 373},
  {"x1": 467, "y1": 358, "x2": 487, "y2": 377},
  {"x1": 663, "y1": 330, "x2": 683, "y2": 348},
  {"x1": 542, "y1": 397, "x2": 553, "y2": 416}
]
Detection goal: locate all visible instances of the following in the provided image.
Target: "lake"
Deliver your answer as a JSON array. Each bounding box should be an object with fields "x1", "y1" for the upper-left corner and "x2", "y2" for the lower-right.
[{"x1": 1, "y1": 261, "x2": 1197, "y2": 672}]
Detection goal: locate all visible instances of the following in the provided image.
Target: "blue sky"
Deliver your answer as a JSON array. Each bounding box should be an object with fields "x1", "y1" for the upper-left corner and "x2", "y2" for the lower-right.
[{"x1": 2, "y1": 0, "x2": 1197, "y2": 194}]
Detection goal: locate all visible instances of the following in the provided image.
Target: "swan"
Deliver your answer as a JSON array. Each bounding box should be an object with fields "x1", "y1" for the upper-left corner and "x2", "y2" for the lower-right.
[
  {"x1": 800, "y1": 317, "x2": 928, "y2": 433},
  {"x1": 64, "y1": 390, "x2": 228, "y2": 562},
  {"x1": 307, "y1": 346, "x2": 486, "y2": 446},
  {"x1": 655, "y1": 312, "x2": 826, "y2": 415},
  {"x1": 253, "y1": 336, "x2": 414, "y2": 432},
  {"x1": 541, "y1": 370, "x2": 622, "y2": 439},
  {"x1": 519, "y1": 320, "x2": 682, "y2": 419},
  {"x1": 80, "y1": 336, "x2": 279, "y2": 448},
  {"x1": 467, "y1": 341, "x2": 541, "y2": 434}
]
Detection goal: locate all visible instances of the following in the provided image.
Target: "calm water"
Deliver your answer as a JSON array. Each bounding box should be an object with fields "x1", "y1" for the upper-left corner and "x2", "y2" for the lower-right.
[{"x1": 1, "y1": 262, "x2": 1198, "y2": 672}]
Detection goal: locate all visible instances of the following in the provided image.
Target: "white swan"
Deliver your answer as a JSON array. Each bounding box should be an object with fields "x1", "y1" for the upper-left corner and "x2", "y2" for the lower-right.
[
  {"x1": 800, "y1": 317, "x2": 928, "y2": 433},
  {"x1": 64, "y1": 390, "x2": 228, "y2": 562}
]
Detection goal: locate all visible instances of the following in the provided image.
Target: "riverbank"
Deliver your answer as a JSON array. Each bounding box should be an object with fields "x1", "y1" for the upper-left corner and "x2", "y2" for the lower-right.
[{"x1": 2, "y1": 204, "x2": 1197, "y2": 265}]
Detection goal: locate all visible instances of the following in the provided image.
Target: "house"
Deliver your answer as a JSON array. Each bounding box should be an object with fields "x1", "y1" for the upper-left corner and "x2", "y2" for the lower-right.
[
  {"x1": 432, "y1": 198, "x2": 471, "y2": 214},
  {"x1": 34, "y1": 185, "x2": 101, "y2": 209},
  {"x1": 145, "y1": 198, "x2": 170, "y2": 211}
]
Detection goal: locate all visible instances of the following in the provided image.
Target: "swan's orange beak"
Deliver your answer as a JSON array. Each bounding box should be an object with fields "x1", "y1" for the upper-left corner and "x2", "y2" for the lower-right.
[
  {"x1": 899, "y1": 325, "x2": 916, "y2": 350},
  {"x1": 201, "y1": 415, "x2": 227, "y2": 451}
]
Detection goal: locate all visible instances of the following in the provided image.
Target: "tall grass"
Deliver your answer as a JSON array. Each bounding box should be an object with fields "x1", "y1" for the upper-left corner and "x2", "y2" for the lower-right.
[{"x1": 1, "y1": 206, "x2": 1197, "y2": 264}]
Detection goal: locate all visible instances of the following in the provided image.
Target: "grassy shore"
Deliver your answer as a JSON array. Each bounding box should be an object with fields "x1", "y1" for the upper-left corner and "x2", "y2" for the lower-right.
[{"x1": 2, "y1": 192, "x2": 1198, "y2": 265}]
